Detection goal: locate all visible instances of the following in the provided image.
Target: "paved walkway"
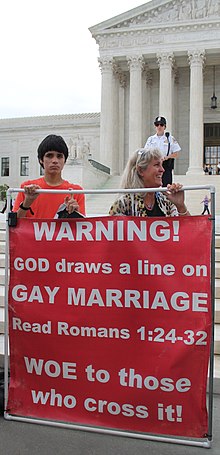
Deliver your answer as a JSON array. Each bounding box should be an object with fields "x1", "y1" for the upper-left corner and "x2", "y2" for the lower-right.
[{"x1": 1, "y1": 394, "x2": 220, "y2": 455}]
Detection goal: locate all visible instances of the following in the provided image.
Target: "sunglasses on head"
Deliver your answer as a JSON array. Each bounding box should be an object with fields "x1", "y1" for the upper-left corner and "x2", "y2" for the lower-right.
[{"x1": 155, "y1": 123, "x2": 165, "y2": 127}]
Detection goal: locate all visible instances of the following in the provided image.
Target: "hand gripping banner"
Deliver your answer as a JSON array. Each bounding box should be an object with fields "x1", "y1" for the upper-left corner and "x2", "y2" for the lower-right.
[{"x1": 7, "y1": 215, "x2": 211, "y2": 438}]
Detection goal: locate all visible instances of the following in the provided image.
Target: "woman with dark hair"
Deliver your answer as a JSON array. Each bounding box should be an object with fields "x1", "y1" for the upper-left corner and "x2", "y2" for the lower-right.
[{"x1": 109, "y1": 148, "x2": 189, "y2": 217}]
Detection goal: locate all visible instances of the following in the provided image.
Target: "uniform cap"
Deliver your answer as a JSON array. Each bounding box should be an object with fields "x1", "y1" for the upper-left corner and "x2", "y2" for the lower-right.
[{"x1": 154, "y1": 116, "x2": 166, "y2": 126}]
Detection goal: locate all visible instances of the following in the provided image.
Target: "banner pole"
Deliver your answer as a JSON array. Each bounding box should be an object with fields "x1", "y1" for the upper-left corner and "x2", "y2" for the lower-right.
[
  {"x1": 207, "y1": 185, "x2": 216, "y2": 442},
  {"x1": 3, "y1": 190, "x2": 12, "y2": 412},
  {"x1": 3, "y1": 413, "x2": 212, "y2": 448}
]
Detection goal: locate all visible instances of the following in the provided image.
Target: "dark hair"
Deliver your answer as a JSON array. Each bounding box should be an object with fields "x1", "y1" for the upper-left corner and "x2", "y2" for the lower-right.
[{"x1": 37, "y1": 134, "x2": 69, "y2": 167}]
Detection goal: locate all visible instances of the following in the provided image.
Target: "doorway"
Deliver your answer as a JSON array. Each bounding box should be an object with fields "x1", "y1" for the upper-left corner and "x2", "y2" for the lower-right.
[{"x1": 204, "y1": 123, "x2": 220, "y2": 175}]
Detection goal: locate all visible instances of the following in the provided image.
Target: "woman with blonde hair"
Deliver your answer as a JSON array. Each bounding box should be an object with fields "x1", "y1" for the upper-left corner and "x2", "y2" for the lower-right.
[{"x1": 109, "y1": 148, "x2": 189, "y2": 217}]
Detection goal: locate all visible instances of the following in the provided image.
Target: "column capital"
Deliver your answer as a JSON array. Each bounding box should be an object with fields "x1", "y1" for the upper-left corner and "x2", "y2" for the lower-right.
[
  {"x1": 188, "y1": 50, "x2": 206, "y2": 67},
  {"x1": 157, "y1": 52, "x2": 175, "y2": 69},
  {"x1": 98, "y1": 57, "x2": 114, "y2": 73},
  {"x1": 127, "y1": 55, "x2": 144, "y2": 71}
]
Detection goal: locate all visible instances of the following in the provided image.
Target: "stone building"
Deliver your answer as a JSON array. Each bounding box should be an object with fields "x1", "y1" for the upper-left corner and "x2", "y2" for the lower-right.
[
  {"x1": 90, "y1": 0, "x2": 220, "y2": 175},
  {"x1": 0, "y1": 114, "x2": 102, "y2": 189},
  {"x1": 1, "y1": 0, "x2": 220, "y2": 189}
]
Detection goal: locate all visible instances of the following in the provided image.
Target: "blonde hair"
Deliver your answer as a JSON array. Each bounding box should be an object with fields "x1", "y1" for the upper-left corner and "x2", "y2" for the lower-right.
[{"x1": 120, "y1": 148, "x2": 163, "y2": 189}]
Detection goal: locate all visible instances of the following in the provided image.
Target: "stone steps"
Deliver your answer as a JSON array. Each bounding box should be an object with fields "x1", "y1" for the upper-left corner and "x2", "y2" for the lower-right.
[
  {"x1": 214, "y1": 355, "x2": 220, "y2": 384},
  {"x1": 0, "y1": 242, "x2": 5, "y2": 254},
  {"x1": 216, "y1": 263, "x2": 220, "y2": 279},
  {"x1": 215, "y1": 325, "x2": 220, "y2": 355},
  {"x1": 0, "y1": 253, "x2": 5, "y2": 267},
  {"x1": 86, "y1": 175, "x2": 121, "y2": 216},
  {"x1": 174, "y1": 174, "x2": 220, "y2": 218},
  {"x1": 0, "y1": 268, "x2": 5, "y2": 285},
  {"x1": 216, "y1": 281, "x2": 220, "y2": 299},
  {"x1": 85, "y1": 173, "x2": 220, "y2": 218},
  {"x1": 0, "y1": 285, "x2": 4, "y2": 307},
  {"x1": 0, "y1": 307, "x2": 4, "y2": 333},
  {"x1": 0, "y1": 230, "x2": 5, "y2": 241},
  {"x1": 216, "y1": 299, "x2": 220, "y2": 323}
]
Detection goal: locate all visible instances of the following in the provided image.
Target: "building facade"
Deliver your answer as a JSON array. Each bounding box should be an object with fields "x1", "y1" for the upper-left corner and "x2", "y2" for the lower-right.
[
  {"x1": 90, "y1": 0, "x2": 220, "y2": 175},
  {"x1": 0, "y1": 114, "x2": 101, "y2": 189}
]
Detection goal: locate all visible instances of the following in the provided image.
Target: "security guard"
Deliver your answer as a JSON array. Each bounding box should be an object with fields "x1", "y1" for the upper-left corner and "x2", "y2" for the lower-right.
[{"x1": 144, "y1": 116, "x2": 181, "y2": 186}]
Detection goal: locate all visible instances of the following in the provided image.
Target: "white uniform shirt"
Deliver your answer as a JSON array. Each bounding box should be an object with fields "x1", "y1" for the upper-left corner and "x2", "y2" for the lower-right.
[{"x1": 144, "y1": 133, "x2": 181, "y2": 158}]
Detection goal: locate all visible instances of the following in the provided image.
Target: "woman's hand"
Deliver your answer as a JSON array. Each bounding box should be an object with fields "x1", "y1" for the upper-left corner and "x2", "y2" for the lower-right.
[{"x1": 164, "y1": 183, "x2": 189, "y2": 215}]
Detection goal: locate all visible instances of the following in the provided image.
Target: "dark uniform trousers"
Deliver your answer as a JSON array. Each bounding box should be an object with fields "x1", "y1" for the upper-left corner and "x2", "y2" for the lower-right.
[{"x1": 162, "y1": 158, "x2": 175, "y2": 187}]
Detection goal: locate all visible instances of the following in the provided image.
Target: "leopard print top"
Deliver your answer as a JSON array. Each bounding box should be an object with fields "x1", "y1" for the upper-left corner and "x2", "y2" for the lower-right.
[{"x1": 109, "y1": 192, "x2": 178, "y2": 217}]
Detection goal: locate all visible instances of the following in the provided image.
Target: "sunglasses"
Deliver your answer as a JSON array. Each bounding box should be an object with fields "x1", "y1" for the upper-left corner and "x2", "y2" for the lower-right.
[{"x1": 155, "y1": 123, "x2": 165, "y2": 127}]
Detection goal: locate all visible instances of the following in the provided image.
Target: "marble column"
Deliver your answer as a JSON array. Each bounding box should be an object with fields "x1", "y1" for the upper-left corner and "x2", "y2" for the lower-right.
[
  {"x1": 118, "y1": 72, "x2": 127, "y2": 174},
  {"x1": 99, "y1": 57, "x2": 115, "y2": 170},
  {"x1": 172, "y1": 67, "x2": 179, "y2": 134},
  {"x1": 143, "y1": 69, "x2": 153, "y2": 145},
  {"x1": 111, "y1": 63, "x2": 120, "y2": 175},
  {"x1": 127, "y1": 55, "x2": 144, "y2": 156},
  {"x1": 157, "y1": 52, "x2": 174, "y2": 131},
  {"x1": 187, "y1": 50, "x2": 205, "y2": 174}
]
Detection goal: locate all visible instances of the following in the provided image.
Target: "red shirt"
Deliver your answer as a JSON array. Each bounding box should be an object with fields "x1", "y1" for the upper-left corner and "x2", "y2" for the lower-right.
[{"x1": 13, "y1": 178, "x2": 85, "y2": 218}]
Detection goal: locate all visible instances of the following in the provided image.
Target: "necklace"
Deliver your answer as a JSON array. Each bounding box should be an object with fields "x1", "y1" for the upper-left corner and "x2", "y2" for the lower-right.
[
  {"x1": 145, "y1": 203, "x2": 154, "y2": 210},
  {"x1": 144, "y1": 196, "x2": 155, "y2": 211}
]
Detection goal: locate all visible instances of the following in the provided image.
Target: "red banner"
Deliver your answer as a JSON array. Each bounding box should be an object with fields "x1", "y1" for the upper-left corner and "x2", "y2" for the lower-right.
[{"x1": 8, "y1": 216, "x2": 211, "y2": 438}]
